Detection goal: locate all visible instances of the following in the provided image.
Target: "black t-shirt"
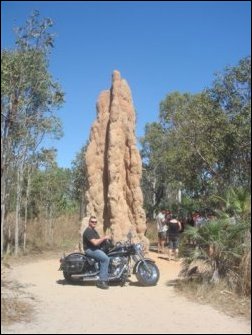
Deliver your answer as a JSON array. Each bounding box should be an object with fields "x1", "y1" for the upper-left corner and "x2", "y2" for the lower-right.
[
  {"x1": 83, "y1": 227, "x2": 100, "y2": 250},
  {"x1": 168, "y1": 219, "x2": 180, "y2": 237}
]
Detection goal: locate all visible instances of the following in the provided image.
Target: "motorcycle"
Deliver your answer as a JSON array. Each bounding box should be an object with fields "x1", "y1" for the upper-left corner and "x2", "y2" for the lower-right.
[{"x1": 59, "y1": 234, "x2": 160, "y2": 286}]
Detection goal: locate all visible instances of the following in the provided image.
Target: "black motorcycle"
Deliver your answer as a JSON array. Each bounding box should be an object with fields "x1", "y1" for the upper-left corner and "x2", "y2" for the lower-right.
[{"x1": 59, "y1": 235, "x2": 159, "y2": 286}]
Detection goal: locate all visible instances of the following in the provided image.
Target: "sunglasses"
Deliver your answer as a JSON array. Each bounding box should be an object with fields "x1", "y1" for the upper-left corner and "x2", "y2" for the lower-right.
[{"x1": 90, "y1": 220, "x2": 97, "y2": 223}]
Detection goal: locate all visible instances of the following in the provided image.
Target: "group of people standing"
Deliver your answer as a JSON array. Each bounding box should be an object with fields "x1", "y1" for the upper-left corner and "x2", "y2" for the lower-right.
[{"x1": 156, "y1": 209, "x2": 182, "y2": 259}]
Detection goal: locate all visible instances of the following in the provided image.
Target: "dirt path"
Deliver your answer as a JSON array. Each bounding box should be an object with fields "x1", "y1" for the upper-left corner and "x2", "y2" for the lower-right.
[{"x1": 2, "y1": 252, "x2": 251, "y2": 334}]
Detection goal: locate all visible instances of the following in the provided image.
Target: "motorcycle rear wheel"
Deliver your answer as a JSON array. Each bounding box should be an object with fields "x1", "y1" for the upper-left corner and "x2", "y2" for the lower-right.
[
  {"x1": 63, "y1": 271, "x2": 74, "y2": 282},
  {"x1": 136, "y1": 260, "x2": 160, "y2": 286}
]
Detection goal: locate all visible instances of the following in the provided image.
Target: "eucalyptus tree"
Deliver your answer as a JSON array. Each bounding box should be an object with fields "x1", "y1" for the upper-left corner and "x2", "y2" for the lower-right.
[
  {"x1": 22, "y1": 148, "x2": 57, "y2": 250},
  {"x1": 1, "y1": 11, "x2": 64, "y2": 254},
  {"x1": 140, "y1": 56, "x2": 251, "y2": 211},
  {"x1": 30, "y1": 165, "x2": 76, "y2": 246},
  {"x1": 159, "y1": 91, "x2": 230, "y2": 196},
  {"x1": 208, "y1": 56, "x2": 251, "y2": 189},
  {"x1": 140, "y1": 122, "x2": 167, "y2": 217},
  {"x1": 71, "y1": 144, "x2": 89, "y2": 220}
]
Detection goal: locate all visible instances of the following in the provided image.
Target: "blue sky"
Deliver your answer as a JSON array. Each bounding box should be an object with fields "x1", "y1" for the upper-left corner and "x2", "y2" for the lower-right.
[{"x1": 2, "y1": 1, "x2": 251, "y2": 168}]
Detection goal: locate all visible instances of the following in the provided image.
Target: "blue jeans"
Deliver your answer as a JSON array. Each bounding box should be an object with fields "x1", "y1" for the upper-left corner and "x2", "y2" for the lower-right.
[{"x1": 85, "y1": 249, "x2": 110, "y2": 281}]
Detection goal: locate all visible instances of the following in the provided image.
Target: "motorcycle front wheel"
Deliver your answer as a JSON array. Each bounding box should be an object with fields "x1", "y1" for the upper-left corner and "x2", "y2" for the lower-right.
[{"x1": 136, "y1": 260, "x2": 160, "y2": 286}]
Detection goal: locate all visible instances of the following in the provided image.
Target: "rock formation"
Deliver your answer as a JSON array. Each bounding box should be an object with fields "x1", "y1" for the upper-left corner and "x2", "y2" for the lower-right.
[{"x1": 83, "y1": 70, "x2": 148, "y2": 247}]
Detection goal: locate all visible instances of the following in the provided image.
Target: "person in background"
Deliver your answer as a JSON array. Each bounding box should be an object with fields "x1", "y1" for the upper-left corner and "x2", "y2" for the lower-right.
[
  {"x1": 165, "y1": 210, "x2": 172, "y2": 245},
  {"x1": 156, "y1": 209, "x2": 167, "y2": 254},
  {"x1": 167, "y1": 214, "x2": 182, "y2": 260},
  {"x1": 165, "y1": 210, "x2": 172, "y2": 224}
]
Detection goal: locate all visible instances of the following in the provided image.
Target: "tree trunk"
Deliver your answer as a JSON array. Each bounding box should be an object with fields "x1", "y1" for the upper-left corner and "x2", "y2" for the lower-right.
[
  {"x1": 23, "y1": 169, "x2": 31, "y2": 251},
  {"x1": 152, "y1": 177, "x2": 156, "y2": 219},
  {"x1": 79, "y1": 191, "x2": 86, "y2": 220},
  {"x1": 49, "y1": 206, "x2": 53, "y2": 246},
  {"x1": 1, "y1": 133, "x2": 12, "y2": 255},
  {"x1": 177, "y1": 188, "x2": 182, "y2": 204},
  {"x1": 14, "y1": 160, "x2": 24, "y2": 255},
  {"x1": 1, "y1": 175, "x2": 6, "y2": 255}
]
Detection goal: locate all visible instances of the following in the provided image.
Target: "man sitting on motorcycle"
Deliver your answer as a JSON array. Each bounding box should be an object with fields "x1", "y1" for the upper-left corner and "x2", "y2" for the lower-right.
[{"x1": 83, "y1": 216, "x2": 110, "y2": 289}]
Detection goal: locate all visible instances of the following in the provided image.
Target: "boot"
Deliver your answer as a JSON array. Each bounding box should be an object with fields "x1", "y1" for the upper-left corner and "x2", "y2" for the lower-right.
[{"x1": 96, "y1": 281, "x2": 109, "y2": 289}]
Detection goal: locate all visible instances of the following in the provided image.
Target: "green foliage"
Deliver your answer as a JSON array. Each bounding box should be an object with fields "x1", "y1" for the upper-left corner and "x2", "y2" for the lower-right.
[
  {"x1": 211, "y1": 187, "x2": 251, "y2": 220},
  {"x1": 71, "y1": 144, "x2": 89, "y2": 219},
  {"x1": 140, "y1": 123, "x2": 168, "y2": 216},
  {"x1": 71, "y1": 144, "x2": 88, "y2": 203},
  {"x1": 181, "y1": 218, "x2": 250, "y2": 293},
  {"x1": 1, "y1": 11, "x2": 65, "y2": 254},
  {"x1": 29, "y1": 165, "x2": 77, "y2": 219},
  {"x1": 140, "y1": 57, "x2": 251, "y2": 206},
  {"x1": 1, "y1": 16, "x2": 64, "y2": 147},
  {"x1": 160, "y1": 91, "x2": 231, "y2": 193},
  {"x1": 208, "y1": 56, "x2": 251, "y2": 188},
  {"x1": 1, "y1": 11, "x2": 64, "y2": 172}
]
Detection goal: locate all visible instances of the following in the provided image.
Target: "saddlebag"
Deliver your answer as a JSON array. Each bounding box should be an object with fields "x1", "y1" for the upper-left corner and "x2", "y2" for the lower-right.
[{"x1": 63, "y1": 253, "x2": 86, "y2": 274}]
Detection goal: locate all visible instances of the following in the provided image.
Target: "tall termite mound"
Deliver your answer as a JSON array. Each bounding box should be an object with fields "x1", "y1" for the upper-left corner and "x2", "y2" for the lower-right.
[{"x1": 83, "y1": 70, "x2": 148, "y2": 247}]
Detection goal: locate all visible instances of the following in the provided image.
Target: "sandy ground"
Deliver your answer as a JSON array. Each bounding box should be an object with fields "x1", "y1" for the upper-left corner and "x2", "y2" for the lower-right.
[{"x1": 1, "y1": 251, "x2": 251, "y2": 334}]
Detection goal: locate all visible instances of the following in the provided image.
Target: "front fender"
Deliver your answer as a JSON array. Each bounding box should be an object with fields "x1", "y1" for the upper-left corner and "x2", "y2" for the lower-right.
[{"x1": 133, "y1": 258, "x2": 156, "y2": 274}]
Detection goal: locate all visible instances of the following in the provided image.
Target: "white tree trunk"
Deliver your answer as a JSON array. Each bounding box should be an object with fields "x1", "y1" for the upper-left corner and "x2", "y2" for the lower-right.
[
  {"x1": 23, "y1": 169, "x2": 31, "y2": 251},
  {"x1": 14, "y1": 160, "x2": 24, "y2": 255}
]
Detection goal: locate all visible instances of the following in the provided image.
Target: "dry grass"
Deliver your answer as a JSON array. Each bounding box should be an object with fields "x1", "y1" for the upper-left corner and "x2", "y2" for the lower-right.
[
  {"x1": 26, "y1": 213, "x2": 80, "y2": 251},
  {"x1": 1, "y1": 264, "x2": 34, "y2": 325},
  {"x1": 1, "y1": 295, "x2": 33, "y2": 325},
  {"x1": 3, "y1": 213, "x2": 80, "y2": 256},
  {"x1": 1, "y1": 214, "x2": 80, "y2": 326},
  {"x1": 239, "y1": 248, "x2": 251, "y2": 296},
  {"x1": 174, "y1": 277, "x2": 251, "y2": 320}
]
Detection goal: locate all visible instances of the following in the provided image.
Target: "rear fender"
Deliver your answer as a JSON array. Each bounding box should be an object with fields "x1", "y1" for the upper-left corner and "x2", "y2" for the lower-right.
[{"x1": 65, "y1": 252, "x2": 86, "y2": 260}]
